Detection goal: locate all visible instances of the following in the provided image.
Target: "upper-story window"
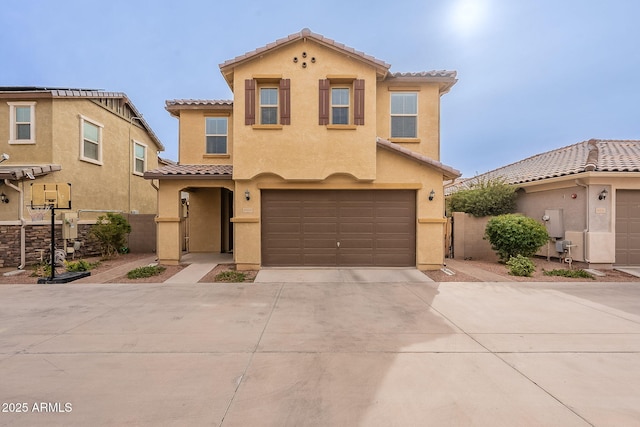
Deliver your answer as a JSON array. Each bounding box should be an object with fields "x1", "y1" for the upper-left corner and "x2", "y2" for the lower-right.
[
  {"x1": 390, "y1": 92, "x2": 418, "y2": 138},
  {"x1": 80, "y1": 115, "x2": 103, "y2": 165},
  {"x1": 205, "y1": 117, "x2": 228, "y2": 154},
  {"x1": 259, "y1": 88, "x2": 278, "y2": 125},
  {"x1": 331, "y1": 88, "x2": 350, "y2": 125},
  {"x1": 245, "y1": 78, "x2": 290, "y2": 126},
  {"x1": 319, "y1": 79, "x2": 364, "y2": 126},
  {"x1": 133, "y1": 141, "x2": 146, "y2": 175},
  {"x1": 8, "y1": 102, "x2": 36, "y2": 144}
]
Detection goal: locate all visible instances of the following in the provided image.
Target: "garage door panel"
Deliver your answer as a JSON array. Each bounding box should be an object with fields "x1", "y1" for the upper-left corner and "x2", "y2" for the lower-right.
[
  {"x1": 262, "y1": 190, "x2": 415, "y2": 266},
  {"x1": 616, "y1": 190, "x2": 640, "y2": 265}
]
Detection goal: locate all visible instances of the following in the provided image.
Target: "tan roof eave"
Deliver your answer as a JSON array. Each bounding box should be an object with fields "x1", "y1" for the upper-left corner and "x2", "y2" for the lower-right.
[
  {"x1": 219, "y1": 28, "x2": 391, "y2": 88},
  {"x1": 376, "y1": 137, "x2": 461, "y2": 180}
]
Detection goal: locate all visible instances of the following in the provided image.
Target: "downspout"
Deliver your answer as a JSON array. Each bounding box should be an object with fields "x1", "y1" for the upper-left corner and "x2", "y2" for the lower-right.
[
  {"x1": 575, "y1": 179, "x2": 590, "y2": 263},
  {"x1": 4, "y1": 179, "x2": 25, "y2": 269}
]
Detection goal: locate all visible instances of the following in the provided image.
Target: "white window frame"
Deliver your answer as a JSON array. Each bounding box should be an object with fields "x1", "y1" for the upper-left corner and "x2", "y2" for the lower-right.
[
  {"x1": 8, "y1": 101, "x2": 37, "y2": 144},
  {"x1": 331, "y1": 87, "x2": 350, "y2": 125},
  {"x1": 390, "y1": 92, "x2": 418, "y2": 138},
  {"x1": 133, "y1": 140, "x2": 147, "y2": 175},
  {"x1": 79, "y1": 115, "x2": 104, "y2": 165},
  {"x1": 205, "y1": 117, "x2": 228, "y2": 154},
  {"x1": 259, "y1": 86, "x2": 279, "y2": 125}
]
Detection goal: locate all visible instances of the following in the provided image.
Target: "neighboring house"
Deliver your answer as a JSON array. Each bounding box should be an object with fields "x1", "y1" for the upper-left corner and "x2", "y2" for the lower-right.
[
  {"x1": 145, "y1": 28, "x2": 460, "y2": 270},
  {"x1": 0, "y1": 87, "x2": 165, "y2": 268},
  {"x1": 447, "y1": 139, "x2": 640, "y2": 267}
]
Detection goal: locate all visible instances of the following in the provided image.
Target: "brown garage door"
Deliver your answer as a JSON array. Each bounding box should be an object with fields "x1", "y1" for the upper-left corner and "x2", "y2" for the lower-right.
[
  {"x1": 261, "y1": 190, "x2": 416, "y2": 267},
  {"x1": 616, "y1": 190, "x2": 640, "y2": 265}
]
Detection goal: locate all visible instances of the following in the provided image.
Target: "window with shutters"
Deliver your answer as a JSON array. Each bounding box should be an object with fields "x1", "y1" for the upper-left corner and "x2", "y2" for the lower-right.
[
  {"x1": 245, "y1": 78, "x2": 290, "y2": 127},
  {"x1": 390, "y1": 92, "x2": 418, "y2": 138},
  {"x1": 331, "y1": 88, "x2": 349, "y2": 125},
  {"x1": 260, "y1": 87, "x2": 278, "y2": 125},
  {"x1": 8, "y1": 102, "x2": 36, "y2": 144},
  {"x1": 319, "y1": 78, "x2": 364, "y2": 127},
  {"x1": 79, "y1": 115, "x2": 103, "y2": 165}
]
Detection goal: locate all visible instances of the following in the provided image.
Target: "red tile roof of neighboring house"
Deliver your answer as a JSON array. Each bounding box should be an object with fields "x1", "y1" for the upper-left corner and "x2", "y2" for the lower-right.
[
  {"x1": 376, "y1": 137, "x2": 461, "y2": 180},
  {"x1": 447, "y1": 139, "x2": 640, "y2": 193},
  {"x1": 144, "y1": 164, "x2": 233, "y2": 180}
]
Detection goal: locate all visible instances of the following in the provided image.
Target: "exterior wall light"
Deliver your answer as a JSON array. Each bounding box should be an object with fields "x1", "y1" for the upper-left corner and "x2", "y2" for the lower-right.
[
  {"x1": 245, "y1": 190, "x2": 251, "y2": 201},
  {"x1": 1, "y1": 193, "x2": 8, "y2": 203},
  {"x1": 598, "y1": 189, "x2": 608, "y2": 200},
  {"x1": 428, "y1": 189, "x2": 435, "y2": 201}
]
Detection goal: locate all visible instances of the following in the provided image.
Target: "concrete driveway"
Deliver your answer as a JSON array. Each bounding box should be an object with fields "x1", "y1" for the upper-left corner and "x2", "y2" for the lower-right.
[{"x1": 1, "y1": 280, "x2": 640, "y2": 426}]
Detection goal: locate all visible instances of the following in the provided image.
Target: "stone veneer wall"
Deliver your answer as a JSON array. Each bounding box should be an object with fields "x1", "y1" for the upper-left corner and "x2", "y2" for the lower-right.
[
  {"x1": 0, "y1": 215, "x2": 157, "y2": 269},
  {"x1": 0, "y1": 224, "x2": 103, "y2": 268}
]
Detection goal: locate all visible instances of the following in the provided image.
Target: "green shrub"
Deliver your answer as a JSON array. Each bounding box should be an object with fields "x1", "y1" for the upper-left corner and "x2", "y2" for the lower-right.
[
  {"x1": 543, "y1": 269, "x2": 595, "y2": 279},
  {"x1": 65, "y1": 259, "x2": 98, "y2": 272},
  {"x1": 485, "y1": 214, "x2": 550, "y2": 261},
  {"x1": 506, "y1": 255, "x2": 536, "y2": 277},
  {"x1": 214, "y1": 271, "x2": 246, "y2": 282},
  {"x1": 448, "y1": 177, "x2": 517, "y2": 217},
  {"x1": 90, "y1": 213, "x2": 132, "y2": 258},
  {"x1": 127, "y1": 265, "x2": 166, "y2": 279}
]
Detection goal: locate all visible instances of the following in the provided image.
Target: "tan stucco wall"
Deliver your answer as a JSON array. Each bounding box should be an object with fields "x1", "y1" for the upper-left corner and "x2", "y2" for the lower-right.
[
  {"x1": 1, "y1": 97, "x2": 161, "y2": 223},
  {"x1": 376, "y1": 81, "x2": 441, "y2": 160},
  {"x1": 231, "y1": 39, "x2": 379, "y2": 181},
  {"x1": 178, "y1": 109, "x2": 233, "y2": 165}
]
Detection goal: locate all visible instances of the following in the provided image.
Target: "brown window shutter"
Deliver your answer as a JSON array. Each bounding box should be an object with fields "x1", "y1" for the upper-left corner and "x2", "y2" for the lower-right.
[
  {"x1": 318, "y1": 79, "x2": 330, "y2": 125},
  {"x1": 245, "y1": 79, "x2": 256, "y2": 125},
  {"x1": 354, "y1": 79, "x2": 365, "y2": 125},
  {"x1": 279, "y1": 78, "x2": 291, "y2": 125}
]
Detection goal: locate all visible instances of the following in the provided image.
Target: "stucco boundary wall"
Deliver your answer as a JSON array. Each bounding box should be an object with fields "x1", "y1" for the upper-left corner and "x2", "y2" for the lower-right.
[
  {"x1": 451, "y1": 212, "x2": 499, "y2": 261},
  {"x1": 0, "y1": 214, "x2": 156, "y2": 268}
]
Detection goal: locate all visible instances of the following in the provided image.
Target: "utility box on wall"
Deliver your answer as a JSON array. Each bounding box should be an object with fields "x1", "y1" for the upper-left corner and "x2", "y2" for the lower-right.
[
  {"x1": 62, "y1": 212, "x2": 78, "y2": 239},
  {"x1": 543, "y1": 209, "x2": 564, "y2": 239}
]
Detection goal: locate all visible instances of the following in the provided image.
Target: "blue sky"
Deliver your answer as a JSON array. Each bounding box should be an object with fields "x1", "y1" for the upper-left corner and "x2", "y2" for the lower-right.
[{"x1": 2, "y1": 0, "x2": 638, "y2": 178}]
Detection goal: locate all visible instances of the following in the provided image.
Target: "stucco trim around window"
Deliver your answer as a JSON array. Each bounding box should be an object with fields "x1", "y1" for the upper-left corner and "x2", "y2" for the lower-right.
[{"x1": 8, "y1": 101, "x2": 37, "y2": 145}]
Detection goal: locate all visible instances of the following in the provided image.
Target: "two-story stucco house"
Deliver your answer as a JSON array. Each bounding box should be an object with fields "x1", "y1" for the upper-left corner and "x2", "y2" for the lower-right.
[
  {"x1": 0, "y1": 87, "x2": 164, "y2": 268},
  {"x1": 145, "y1": 29, "x2": 460, "y2": 270}
]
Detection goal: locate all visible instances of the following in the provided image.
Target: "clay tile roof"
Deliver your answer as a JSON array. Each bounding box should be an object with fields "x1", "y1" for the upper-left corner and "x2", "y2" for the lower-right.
[
  {"x1": 447, "y1": 139, "x2": 640, "y2": 193},
  {"x1": 165, "y1": 99, "x2": 234, "y2": 116},
  {"x1": 219, "y1": 28, "x2": 391, "y2": 72},
  {"x1": 165, "y1": 99, "x2": 233, "y2": 107},
  {"x1": 376, "y1": 137, "x2": 461, "y2": 180},
  {"x1": 143, "y1": 164, "x2": 233, "y2": 180}
]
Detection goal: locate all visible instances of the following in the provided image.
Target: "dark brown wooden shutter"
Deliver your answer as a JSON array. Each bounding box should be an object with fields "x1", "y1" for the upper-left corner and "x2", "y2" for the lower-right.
[
  {"x1": 245, "y1": 79, "x2": 256, "y2": 125},
  {"x1": 354, "y1": 79, "x2": 365, "y2": 125},
  {"x1": 318, "y1": 79, "x2": 330, "y2": 125},
  {"x1": 279, "y1": 78, "x2": 291, "y2": 125}
]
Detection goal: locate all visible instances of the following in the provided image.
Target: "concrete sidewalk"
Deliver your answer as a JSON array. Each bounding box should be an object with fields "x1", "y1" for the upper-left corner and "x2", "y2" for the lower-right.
[{"x1": 2, "y1": 281, "x2": 640, "y2": 426}]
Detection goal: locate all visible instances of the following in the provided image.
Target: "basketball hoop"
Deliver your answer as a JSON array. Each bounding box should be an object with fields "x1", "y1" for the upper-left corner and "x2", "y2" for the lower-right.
[{"x1": 28, "y1": 205, "x2": 51, "y2": 222}]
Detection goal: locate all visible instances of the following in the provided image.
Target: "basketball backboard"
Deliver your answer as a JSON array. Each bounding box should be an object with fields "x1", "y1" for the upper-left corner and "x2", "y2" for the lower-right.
[{"x1": 30, "y1": 183, "x2": 72, "y2": 209}]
